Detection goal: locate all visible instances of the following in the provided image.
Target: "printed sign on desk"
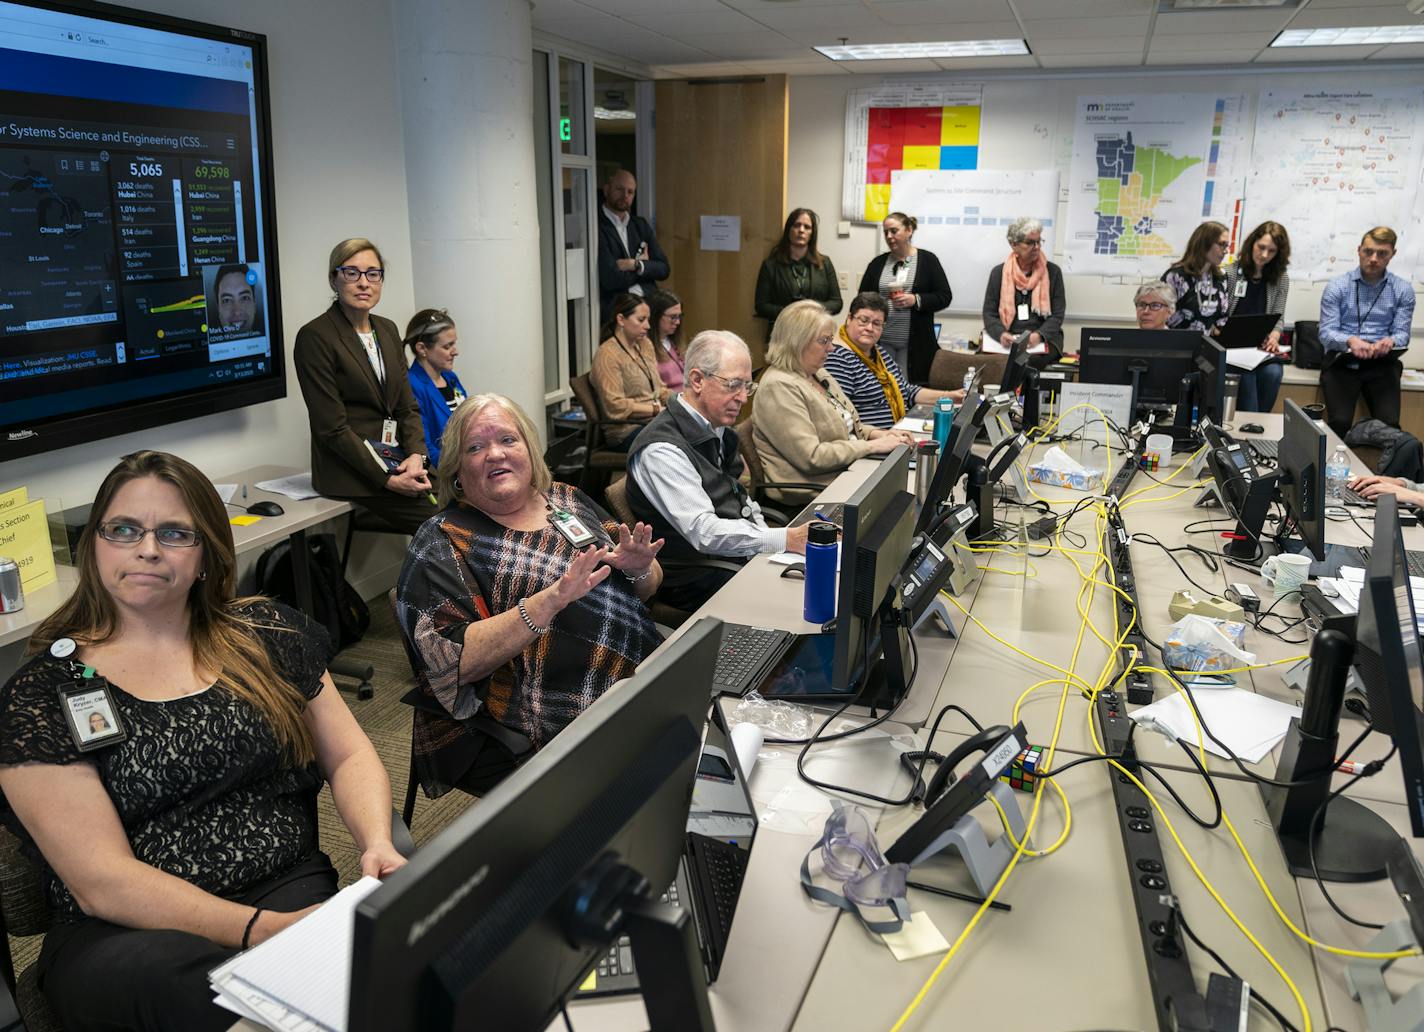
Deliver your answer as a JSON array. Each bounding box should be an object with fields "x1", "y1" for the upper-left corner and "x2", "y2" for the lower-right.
[
  {"x1": 0, "y1": 487, "x2": 28, "y2": 514},
  {"x1": 0, "y1": 499, "x2": 57, "y2": 592}
]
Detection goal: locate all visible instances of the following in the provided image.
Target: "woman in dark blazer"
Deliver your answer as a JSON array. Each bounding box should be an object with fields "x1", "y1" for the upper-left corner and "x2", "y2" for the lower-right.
[
  {"x1": 293, "y1": 238, "x2": 438, "y2": 533},
  {"x1": 754, "y1": 208, "x2": 842, "y2": 330},
  {"x1": 857, "y1": 212, "x2": 952, "y2": 383}
]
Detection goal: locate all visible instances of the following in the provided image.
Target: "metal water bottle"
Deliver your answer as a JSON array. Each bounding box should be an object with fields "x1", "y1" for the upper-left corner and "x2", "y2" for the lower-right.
[
  {"x1": 932, "y1": 396, "x2": 956, "y2": 452},
  {"x1": 915, "y1": 439, "x2": 940, "y2": 506},
  {"x1": 803, "y1": 521, "x2": 838, "y2": 624},
  {"x1": 0, "y1": 557, "x2": 22, "y2": 615}
]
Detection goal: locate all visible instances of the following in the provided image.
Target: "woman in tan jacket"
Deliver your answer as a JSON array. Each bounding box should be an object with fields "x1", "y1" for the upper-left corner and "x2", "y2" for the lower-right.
[
  {"x1": 752, "y1": 300, "x2": 913, "y2": 504},
  {"x1": 590, "y1": 292, "x2": 673, "y2": 449}
]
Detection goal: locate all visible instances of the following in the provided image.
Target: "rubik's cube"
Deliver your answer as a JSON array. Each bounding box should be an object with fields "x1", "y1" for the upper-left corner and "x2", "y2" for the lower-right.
[
  {"x1": 1000, "y1": 745, "x2": 1045, "y2": 792},
  {"x1": 1139, "y1": 450, "x2": 1161, "y2": 471}
]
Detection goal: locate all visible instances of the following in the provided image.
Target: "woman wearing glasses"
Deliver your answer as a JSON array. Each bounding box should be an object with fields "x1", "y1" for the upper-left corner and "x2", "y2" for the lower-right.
[
  {"x1": 982, "y1": 217, "x2": 1066, "y2": 367},
  {"x1": 0, "y1": 451, "x2": 403, "y2": 1031},
  {"x1": 293, "y1": 238, "x2": 437, "y2": 533},
  {"x1": 857, "y1": 212, "x2": 953, "y2": 382},
  {"x1": 1161, "y1": 221, "x2": 1232, "y2": 334},
  {"x1": 648, "y1": 289, "x2": 687, "y2": 391},
  {"x1": 1222, "y1": 221, "x2": 1292, "y2": 413},
  {"x1": 404, "y1": 307, "x2": 468, "y2": 467},
  {"x1": 1133, "y1": 282, "x2": 1177, "y2": 330},
  {"x1": 753, "y1": 300, "x2": 914, "y2": 504}
]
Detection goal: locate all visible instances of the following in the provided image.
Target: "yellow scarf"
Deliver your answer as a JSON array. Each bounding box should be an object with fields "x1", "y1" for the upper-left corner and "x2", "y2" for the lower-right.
[{"x1": 838, "y1": 323, "x2": 905, "y2": 422}]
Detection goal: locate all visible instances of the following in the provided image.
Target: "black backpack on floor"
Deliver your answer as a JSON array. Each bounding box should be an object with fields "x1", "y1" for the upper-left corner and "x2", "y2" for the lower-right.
[{"x1": 255, "y1": 533, "x2": 370, "y2": 657}]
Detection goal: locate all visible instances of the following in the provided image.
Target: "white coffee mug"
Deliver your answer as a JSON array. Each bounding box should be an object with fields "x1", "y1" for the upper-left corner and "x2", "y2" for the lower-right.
[{"x1": 1259, "y1": 553, "x2": 1312, "y2": 599}]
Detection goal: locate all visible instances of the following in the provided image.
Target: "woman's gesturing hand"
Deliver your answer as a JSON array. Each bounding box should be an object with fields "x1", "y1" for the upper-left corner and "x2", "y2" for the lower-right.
[{"x1": 605, "y1": 522, "x2": 664, "y2": 577}]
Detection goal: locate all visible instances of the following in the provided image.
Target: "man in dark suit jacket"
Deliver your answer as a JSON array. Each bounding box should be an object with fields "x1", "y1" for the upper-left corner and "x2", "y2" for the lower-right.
[
  {"x1": 597, "y1": 169, "x2": 670, "y2": 324},
  {"x1": 293, "y1": 302, "x2": 438, "y2": 533}
]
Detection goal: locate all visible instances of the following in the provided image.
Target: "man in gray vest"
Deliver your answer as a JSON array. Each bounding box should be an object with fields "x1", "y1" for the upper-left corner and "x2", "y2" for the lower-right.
[{"x1": 627, "y1": 329, "x2": 809, "y2": 610}]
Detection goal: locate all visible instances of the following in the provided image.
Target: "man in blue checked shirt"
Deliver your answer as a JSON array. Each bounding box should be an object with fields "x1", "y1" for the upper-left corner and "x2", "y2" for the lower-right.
[{"x1": 1318, "y1": 226, "x2": 1416, "y2": 438}]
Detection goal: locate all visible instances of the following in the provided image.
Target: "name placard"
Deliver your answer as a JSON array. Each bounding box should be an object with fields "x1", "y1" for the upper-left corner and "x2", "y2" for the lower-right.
[
  {"x1": 0, "y1": 487, "x2": 28, "y2": 514},
  {"x1": 0, "y1": 499, "x2": 58, "y2": 592}
]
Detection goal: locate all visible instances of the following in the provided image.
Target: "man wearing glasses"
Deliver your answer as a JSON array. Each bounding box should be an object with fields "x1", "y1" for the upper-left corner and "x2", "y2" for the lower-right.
[
  {"x1": 627, "y1": 329, "x2": 809, "y2": 610},
  {"x1": 1318, "y1": 226, "x2": 1417, "y2": 438},
  {"x1": 824, "y1": 293, "x2": 964, "y2": 430}
]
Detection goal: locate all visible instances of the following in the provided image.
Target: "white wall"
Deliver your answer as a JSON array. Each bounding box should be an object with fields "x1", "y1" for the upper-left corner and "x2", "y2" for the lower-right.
[
  {"x1": 1, "y1": 0, "x2": 426, "y2": 608},
  {"x1": 788, "y1": 67, "x2": 1424, "y2": 362}
]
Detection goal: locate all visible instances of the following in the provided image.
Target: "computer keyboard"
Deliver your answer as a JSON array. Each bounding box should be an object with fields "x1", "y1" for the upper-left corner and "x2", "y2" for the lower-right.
[
  {"x1": 1338, "y1": 484, "x2": 1372, "y2": 508},
  {"x1": 1247, "y1": 438, "x2": 1279, "y2": 460},
  {"x1": 685, "y1": 832, "x2": 751, "y2": 961},
  {"x1": 789, "y1": 500, "x2": 844, "y2": 529},
  {"x1": 1334, "y1": 545, "x2": 1424, "y2": 579},
  {"x1": 711, "y1": 624, "x2": 793, "y2": 696},
  {"x1": 581, "y1": 881, "x2": 682, "y2": 995}
]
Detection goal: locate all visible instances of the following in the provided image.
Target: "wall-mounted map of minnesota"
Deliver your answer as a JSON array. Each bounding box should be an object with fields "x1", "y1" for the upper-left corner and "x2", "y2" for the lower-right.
[{"x1": 1092, "y1": 132, "x2": 1201, "y2": 258}]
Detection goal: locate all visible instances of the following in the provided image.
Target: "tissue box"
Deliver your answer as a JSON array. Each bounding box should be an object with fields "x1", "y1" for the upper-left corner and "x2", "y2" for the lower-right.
[
  {"x1": 1163, "y1": 619, "x2": 1248, "y2": 672},
  {"x1": 1027, "y1": 463, "x2": 1104, "y2": 493}
]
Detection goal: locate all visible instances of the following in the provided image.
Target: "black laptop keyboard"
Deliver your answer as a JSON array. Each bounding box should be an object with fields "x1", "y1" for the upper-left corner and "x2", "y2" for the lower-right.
[
  {"x1": 1338, "y1": 545, "x2": 1424, "y2": 579},
  {"x1": 1248, "y1": 438, "x2": 1279, "y2": 459},
  {"x1": 686, "y1": 832, "x2": 751, "y2": 961},
  {"x1": 712, "y1": 624, "x2": 793, "y2": 696},
  {"x1": 789, "y1": 500, "x2": 844, "y2": 529}
]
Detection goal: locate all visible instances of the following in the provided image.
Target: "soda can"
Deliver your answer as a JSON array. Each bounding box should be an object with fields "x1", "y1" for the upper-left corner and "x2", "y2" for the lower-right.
[{"x1": 0, "y1": 557, "x2": 22, "y2": 615}]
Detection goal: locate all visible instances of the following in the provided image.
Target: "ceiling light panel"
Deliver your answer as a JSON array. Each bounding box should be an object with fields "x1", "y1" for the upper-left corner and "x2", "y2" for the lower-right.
[
  {"x1": 1271, "y1": 24, "x2": 1424, "y2": 45},
  {"x1": 814, "y1": 38, "x2": 1030, "y2": 59}
]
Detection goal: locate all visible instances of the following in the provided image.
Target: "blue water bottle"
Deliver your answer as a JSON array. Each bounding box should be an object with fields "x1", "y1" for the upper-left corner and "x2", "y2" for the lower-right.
[
  {"x1": 803, "y1": 521, "x2": 839, "y2": 625},
  {"x1": 932, "y1": 396, "x2": 956, "y2": 452}
]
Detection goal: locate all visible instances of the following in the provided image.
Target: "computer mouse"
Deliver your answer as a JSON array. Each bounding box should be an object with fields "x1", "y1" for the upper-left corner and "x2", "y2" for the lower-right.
[
  {"x1": 779, "y1": 562, "x2": 806, "y2": 580},
  {"x1": 1240, "y1": 422, "x2": 1265, "y2": 435},
  {"x1": 247, "y1": 500, "x2": 285, "y2": 517}
]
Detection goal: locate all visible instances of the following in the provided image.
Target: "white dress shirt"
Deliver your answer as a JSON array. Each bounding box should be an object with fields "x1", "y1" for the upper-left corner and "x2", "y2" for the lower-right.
[{"x1": 602, "y1": 204, "x2": 644, "y2": 297}]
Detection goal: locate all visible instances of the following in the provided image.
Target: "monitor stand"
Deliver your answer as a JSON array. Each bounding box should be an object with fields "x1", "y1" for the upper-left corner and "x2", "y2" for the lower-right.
[
  {"x1": 855, "y1": 608, "x2": 911, "y2": 716},
  {"x1": 1261, "y1": 629, "x2": 1400, "y2": 882},
  {"x1": 984, "y1": 397, "x2": 1031, "y2": 503}
]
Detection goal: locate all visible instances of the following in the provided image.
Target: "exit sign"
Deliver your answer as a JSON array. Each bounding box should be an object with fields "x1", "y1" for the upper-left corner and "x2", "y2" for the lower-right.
[{"x1": 559, "y1": 117, "x2": 571, "y2": 142}]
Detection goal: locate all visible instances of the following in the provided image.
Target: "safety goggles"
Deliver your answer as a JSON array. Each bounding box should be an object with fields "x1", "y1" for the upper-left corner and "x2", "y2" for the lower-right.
[{"x1": 800, "y1": 800, "x2": 911, "y2": 933}]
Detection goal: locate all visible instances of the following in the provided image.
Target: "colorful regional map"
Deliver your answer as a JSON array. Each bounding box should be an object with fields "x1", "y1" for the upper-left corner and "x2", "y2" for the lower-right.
[
  {"x1": 1092, "y1": 132, "x2": 1200, "y2": 258},
  {"x1": 1065, "y1": 93, "x2": 1250, "y2": 276},
  {"x1": 841, "y1": 84, "x2": 982, "y2": 223}
]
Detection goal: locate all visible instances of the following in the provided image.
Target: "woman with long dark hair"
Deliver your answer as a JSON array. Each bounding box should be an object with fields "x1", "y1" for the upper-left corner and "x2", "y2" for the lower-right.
[
  {"x1": 590, "y1": 292, "x2": 671, "y2": 449},
  {"x1": 0, "y1": 451, "x2": 401, "y2": 1031},
  {"x1": 1161, "y1": 221, "x2": 1231, "y2": 334},
  {"x1": 1223, "y1": 221, "x2": 1293, "y2": 412},
  {"x1": 755, "y1": 208, "x2": 842, "y2": 328},
  {"x1": 647, "y1": 289, "x2": 686, "y2": 391}
]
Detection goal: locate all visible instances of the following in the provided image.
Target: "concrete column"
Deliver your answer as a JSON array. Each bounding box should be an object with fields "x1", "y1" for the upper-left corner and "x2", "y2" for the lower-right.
[{"x1": 392, "y1": 0, "x2": 544, "y2": 424}]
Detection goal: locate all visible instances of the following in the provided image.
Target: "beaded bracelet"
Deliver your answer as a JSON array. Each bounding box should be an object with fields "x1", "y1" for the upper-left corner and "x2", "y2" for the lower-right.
[
  {"x1": 517, "y1": 597, "x2": 548, "y2": 635},
  {"x1": 624, "y1": 566, "x2": 655, "y2": 583}
]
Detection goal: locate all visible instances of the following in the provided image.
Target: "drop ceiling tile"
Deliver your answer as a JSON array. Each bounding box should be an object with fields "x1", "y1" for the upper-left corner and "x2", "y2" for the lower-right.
[
  {"x1": 650, "y1": 61, "x2": 756, "y2": 78},
  {"x1": 1148, "y1": 30, "x2": 1277, "y2": 51},
  {"x1": 1151, "y1": 8, "x2": 1297, "y2": 35},
  {"x1": 735, "y1": 56, "x2": 852, "y2": 73},
  {"x1": 686, "y1": 31, "x2": 805, "y2": 57},
  {"x1": 1145, "y1": 48, "x2": 1264, "y2": 65},
  {"x1": 1286, "y1": 7, "x2": 1424, "y2": 28},
  {"x1": 870, "y1": 0, "x2": 1017, "y2": 25},
  {"x1": 1014, "y1": 0, "x2": 1153, "y2": 16},
  {"x1": 1023, "y1": 15, "x2": 1150, "y2": 39},
  {"x1": 576, "y1": 0, "x2": 736, "y2": 11},
  {"x1": 625, "y1": 9, "x2": 771, "y2": 34},
  {"x1": 1373, "y1": 42, "x2": 1424, "y2": 58},
  {"x1": 739, "y1": 4, "x2": 889, "y2": 31},
  {"x1": 1036, "y1": 51, "x2": 1145, "y2": 67},
  {"x1": 1032, "y1": 33, "x2": 1147, "y2": 54}
]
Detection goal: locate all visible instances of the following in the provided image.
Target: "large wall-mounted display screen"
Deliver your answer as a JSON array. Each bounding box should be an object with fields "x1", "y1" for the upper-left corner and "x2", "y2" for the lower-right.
[{"x1": 0, "y1": 0, "x2": 284, "y2": 460}]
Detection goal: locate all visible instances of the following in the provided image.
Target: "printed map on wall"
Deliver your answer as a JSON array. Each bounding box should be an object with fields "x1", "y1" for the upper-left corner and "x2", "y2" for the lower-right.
[
  {"x1": 1245, "y1": 88, "x2": 1424, "y2": 282},
  {"x1": 842, "y1": 84, "x2": 982, "y2": 224},
  {"x1": 1064, "y1": 93, "x2": 1250, "y2": 276}
]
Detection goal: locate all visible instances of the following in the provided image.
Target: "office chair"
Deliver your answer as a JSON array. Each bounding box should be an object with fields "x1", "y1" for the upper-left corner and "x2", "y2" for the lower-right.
[
  {"x1": 734, "y1": 412, "x2": 822, "y2": 523},
  {"x1": 568, "y1": 373, "x2": 645, "y2": 495}
]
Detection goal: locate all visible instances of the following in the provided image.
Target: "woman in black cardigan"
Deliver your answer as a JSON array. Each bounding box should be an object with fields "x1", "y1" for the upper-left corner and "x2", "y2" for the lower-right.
[{"x1": 857, "y1": 212, "x2": 953, "y2": 383}]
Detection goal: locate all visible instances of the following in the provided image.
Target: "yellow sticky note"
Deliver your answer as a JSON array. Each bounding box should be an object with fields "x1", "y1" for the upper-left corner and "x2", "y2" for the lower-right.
[
  {"x1": 0, "y1": 499, "x2": 56, "y2": 592},
  {"x1": 229, "y1": 514, "x2": 263, "y2": 526},
  {"x1": 880, "y1": 911, "x2": 950, "y2": 962},
  {"x1": 578, "y1": 969, "x2": 597, "y2": 992},
  {"x1": 0, "y1": 487, "x2": 28, "y2": 514}
]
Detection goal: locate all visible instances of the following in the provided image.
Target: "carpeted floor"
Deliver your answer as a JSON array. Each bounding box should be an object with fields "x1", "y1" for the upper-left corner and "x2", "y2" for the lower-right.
[{"x1": 6, "y1": 599, "x2": 477, "y2": 978}]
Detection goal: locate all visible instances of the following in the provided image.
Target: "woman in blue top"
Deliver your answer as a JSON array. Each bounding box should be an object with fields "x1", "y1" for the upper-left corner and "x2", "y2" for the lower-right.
[{"x1": 404, "y1": 308, "x2": 468, "y2": 466}]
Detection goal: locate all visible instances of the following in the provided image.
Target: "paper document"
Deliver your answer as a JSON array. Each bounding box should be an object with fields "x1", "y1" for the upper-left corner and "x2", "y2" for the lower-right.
[
  {"x1": 254, "y1": 473, "x2": 320, "y2": 501},
  {"x1": 1130, "y1": 687, "x2": 1299, "y2": 764},
  {"x1": 1224, "y1": 348, "x2": 1288, "y2": 372},
  {"x1": 209, "y1": 875, "x2": 382, "y2": 1032},
  {"x1": 980, "y1": 331, "x2": 1048, "y2": 355},
  {"x1": 214, "y1": 483, "x2": 239, "y2": 503},
  {"x1": 893, "y1": 416, "x2": 933, "y2": 434}
]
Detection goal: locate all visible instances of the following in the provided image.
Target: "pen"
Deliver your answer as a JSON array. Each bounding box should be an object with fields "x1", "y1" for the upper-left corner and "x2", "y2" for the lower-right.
[{"x1": 906, "y1": 880, "x2": 1012, "y2": 913}]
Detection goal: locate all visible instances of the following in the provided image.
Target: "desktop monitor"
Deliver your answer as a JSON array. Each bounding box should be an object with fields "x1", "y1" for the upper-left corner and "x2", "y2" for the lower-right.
[
  {"x1": 1354, "y1": 494, "x2": 1424, "y2": 836},
  {"x1": 0, "y1": 0, "x2": 287, "y2": 460},
  {"x1": 1192, "y1": 338, "x2": 1228, "y2": 426},
  {"x1": 1278, "y1": 399, "x2": 1327, "y2": 561},
  {"x1": 1078, "y1": 328, "x2": 1202, "y2": 413},
  {"x1": 914, "y1": 397, "x2": 988, "y2": 537},
  {"x1": 999, "y1": 332, "x2": 1032, "y2": 396},
  {"x1": 834, "y1": 444, "x2": 916, "y2": 704},
  {"x1": 347, "y1": 620, "x2": 723, "y2": 1032}
]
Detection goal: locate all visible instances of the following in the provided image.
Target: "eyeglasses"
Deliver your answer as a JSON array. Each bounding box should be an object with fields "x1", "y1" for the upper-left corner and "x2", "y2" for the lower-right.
[
  {"x1": 664, "y1": 312, "x2": 683, "y2": 322},
  {"x1": 704, "y1": 372, "x2": 756, "y2": 396},
  {"x1": 813, "y1": 334, "x2": 836, "y2": 348},
  {"x1": 334, "y1": 266, "x2": 384, "y2": 283},
  {"x1": 97, "y1": 521, "x2": 202, "y2": 548},
  {"x1": 1018, "y1": 239, "x2": 1042, "y2": 249},
  {"x1": 1134, "y1": 301, "x2": 1169, "y2": 311},
  {"x1": 850, "y1": 315, "x2": 884, "y2": 330}
]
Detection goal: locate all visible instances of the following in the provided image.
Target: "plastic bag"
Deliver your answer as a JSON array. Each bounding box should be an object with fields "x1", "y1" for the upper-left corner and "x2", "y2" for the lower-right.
[
  {"x1": 1162, "y1": 615, "x2": 1254, "y2": 673},
  {"x1": 729, "y1": 690, "x2": 813, "y2": 741}
]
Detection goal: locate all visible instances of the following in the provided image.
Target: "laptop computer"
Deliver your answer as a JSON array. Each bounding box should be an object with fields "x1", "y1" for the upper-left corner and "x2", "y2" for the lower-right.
[
  {"x1": 576, "y1": 709, "x2": 759, "y2": 996},
  {"x1": 1212, "y1": 312, "x2": 1280, "y2": 351}
]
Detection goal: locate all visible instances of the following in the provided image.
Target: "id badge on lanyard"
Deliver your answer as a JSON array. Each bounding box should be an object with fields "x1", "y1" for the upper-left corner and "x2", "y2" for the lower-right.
[
  {"x1": 48, "y1": 638, "x2": 128, "y2": 753},
  {"x1": 381, "y1": 419, "x2": 399, "y2": 447},
  {"x1": 548, "y1": 504, "x2": 608, "y2": 550}
]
